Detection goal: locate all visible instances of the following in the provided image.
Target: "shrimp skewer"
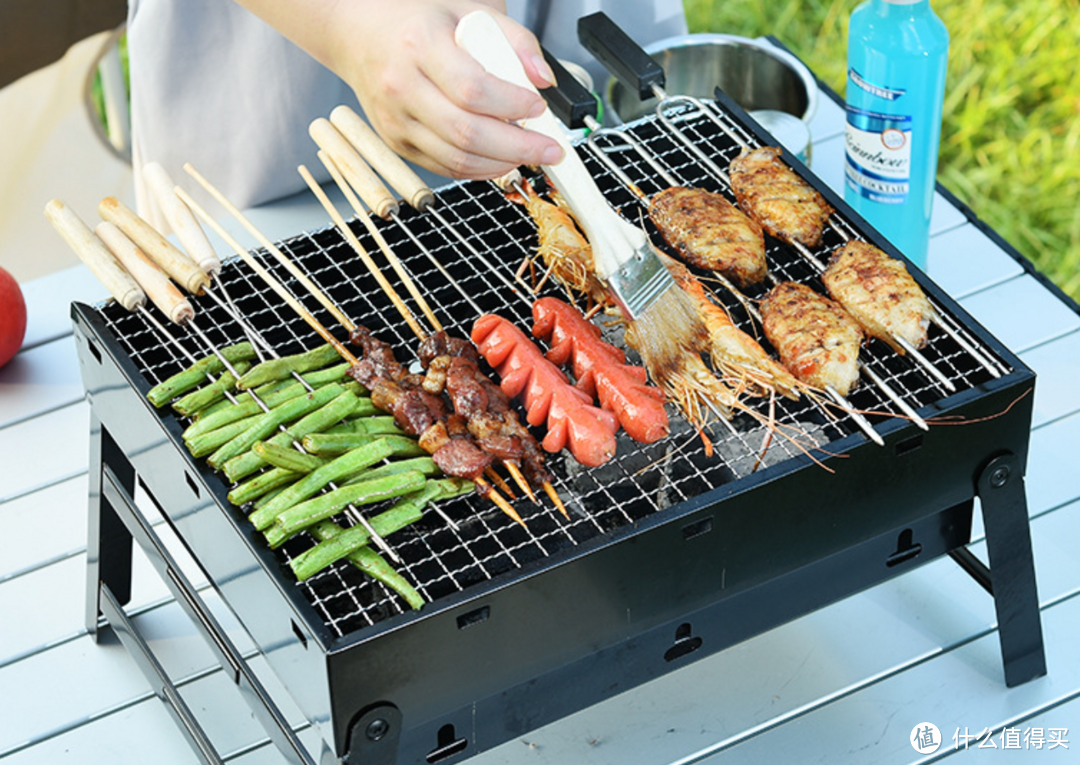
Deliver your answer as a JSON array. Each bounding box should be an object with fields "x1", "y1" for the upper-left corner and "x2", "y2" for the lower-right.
[
  {"x1": 507, "y1": 179, "x2": 611, "y2": 312},
  {"x1": 657, "y1": 250, "x2": 805, "y2": 400}
]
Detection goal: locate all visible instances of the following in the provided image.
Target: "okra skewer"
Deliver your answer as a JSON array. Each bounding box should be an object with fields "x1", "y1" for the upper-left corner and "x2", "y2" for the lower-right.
[
  {"x1": 171, "y1": 361, "x2": 251, "y2": 417},
  {"x1": 248, "y1": 438, "x2": 396, "y2": 530},
  {"x1": 253, "y1": 441, "x2": 327, "y2": 473},
  {"x1": 302, "y1": 432, "x2": 426, "y2": 458},
  {"x1": 222, "y1": 389, "x2": 371, "y2": 482},
  {"x1": 228, "y1": 466, "x2": 300, "y2": 507},
  {"x1": 237, "y1": 343, "x2": 345, "y2": 389},
  {"x1": 291, "y1": 478, "x2": 472, "y2": 581},
  {"x1": 206, "y1": 384, "x2": 348, "y2": 469},
  {"x1": 265, "y1": 469, "x2": 428, "y2": 547}
]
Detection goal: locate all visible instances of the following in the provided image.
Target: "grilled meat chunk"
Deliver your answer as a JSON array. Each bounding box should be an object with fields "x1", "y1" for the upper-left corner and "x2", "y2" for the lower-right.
[
  {"x1": 420, "y1": 330, "x2": 553, "y2": 488},
  {"x1": 729, "y1": 146, "x2": 833, "y2": 248},
  {"x1": 822, "y1": 241, "x2": 934, "y2": 354},
  {"x1": 760, "y1": 281, "x2": 864, "y2": 396},
  {"x1": 648, "y1": 186, "x2": 767, "y2": 287}
]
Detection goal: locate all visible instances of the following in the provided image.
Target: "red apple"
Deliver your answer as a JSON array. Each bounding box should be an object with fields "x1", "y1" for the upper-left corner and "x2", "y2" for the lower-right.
[{"x1": 0, "y1": 265, "x2": 27, "y2": 368}]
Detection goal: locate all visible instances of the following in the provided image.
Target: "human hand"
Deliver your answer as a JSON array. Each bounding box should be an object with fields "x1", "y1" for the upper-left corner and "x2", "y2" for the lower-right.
[{"x1": 238, "y1": 0, "x2": 564, "y2": 179}]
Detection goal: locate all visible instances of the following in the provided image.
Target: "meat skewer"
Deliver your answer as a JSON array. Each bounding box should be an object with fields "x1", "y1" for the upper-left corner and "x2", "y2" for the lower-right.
[
  {"x1": 178, "y1": 173, "x2": 525, "y2": 532},
  {"x1": 302, "y1": 158, "x2": 562, "y2": 510}
]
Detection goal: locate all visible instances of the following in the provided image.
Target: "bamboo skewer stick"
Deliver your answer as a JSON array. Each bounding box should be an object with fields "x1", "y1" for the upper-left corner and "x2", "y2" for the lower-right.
[
  {"x1": 182, "y1": 163, "x2": 357, "y2": 333},
  {"x1": 297, "y1": 163, "x2": 546, "y2": 521},
  {"x1": 175, "y1": 187, "x2": 359, "y2": 366},
  {"x1": 296, "y1": 163, "x2": 430, "y2": 340}
]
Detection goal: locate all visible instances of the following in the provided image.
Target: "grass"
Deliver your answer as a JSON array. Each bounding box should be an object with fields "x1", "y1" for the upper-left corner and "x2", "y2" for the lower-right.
[{"x1": 684, "y1": 0, "x2": 1080, "y2": 301}]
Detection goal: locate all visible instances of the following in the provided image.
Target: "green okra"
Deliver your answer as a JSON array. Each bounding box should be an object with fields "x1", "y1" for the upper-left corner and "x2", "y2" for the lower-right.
[
  {"x1": 222, "y1": 388, "x2": 364, "y2": 482},
  {"x1": 301, "y1": 432, "x2": 423, "y2": 458},
  {"x1": 344, "y1": 456, "x2": 442, "y2": 484},
  {"x1": 170, "y1": 361, "x2": 251, "y2": 418},
  {"x1": 248, "y1": 438, "x2": 396, "y2": 530},
  {"x1": 252, "y1": 441, "x2": 327, "y2": 473},
  {"x1": 264, "y1": 469, "x2": 427, "y2": 547},
  {"x1": 183, "y1": 376, "x2": 364, "y2": 441},
  {"x1": 186, "y1": 413, "x2": 264, "y2": 458},
  {"x1": 291, "y1": 478, "x2": 472, "y2": 584},
  {"x1": 226, "y1": 466, "x2": 299, "y2": 506},
  {"x1": 327, "y1": 415, "x2": 404, "y2": 436},
  {"x1": 237, "y1": 344, "x2": 342, "y2": 389},
  {"x1": 305, "y1": 520, "x2": 424, "y2": 608},
  {"x1": 299, "y1": 527, "x2": 419, "y2": 609},
  {"x1": 146, "y1": 342, "x2": 256, "y2": 407},
  {"x1": 207, "y1": 384, "x2": 345, "y2": 470}
]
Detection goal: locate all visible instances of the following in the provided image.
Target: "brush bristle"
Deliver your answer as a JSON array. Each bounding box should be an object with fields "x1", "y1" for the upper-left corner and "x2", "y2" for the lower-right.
[{"x1": 624, "y1": 282, "x2": 706, "y2": 375}]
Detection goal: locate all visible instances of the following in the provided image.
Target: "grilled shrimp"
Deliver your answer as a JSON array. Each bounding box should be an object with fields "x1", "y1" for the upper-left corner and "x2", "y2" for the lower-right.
[
  {"x1": 648, "y1": 186, "x2": 768, "y2": 287},
  {"x1": 729, "y1": 146, "x2": 834, "y2": 248},
  {"x1": 760, "y1": 282, "x2": 864, "y2": 397},
  {"x1": 822, "y1": 241, "x2": 935, "y2": 354},
  {"x1": 658, "y1": 250, "x2": 804, "y2": 399},
  {"x1": 510, "y1": 181, "x2": 611, "y2": 310}
]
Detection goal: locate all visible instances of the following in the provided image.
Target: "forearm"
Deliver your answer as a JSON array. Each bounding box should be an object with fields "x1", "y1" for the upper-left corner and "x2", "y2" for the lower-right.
[{"x1": 230, "y1": 0, "x2": 506, "y2": 80}]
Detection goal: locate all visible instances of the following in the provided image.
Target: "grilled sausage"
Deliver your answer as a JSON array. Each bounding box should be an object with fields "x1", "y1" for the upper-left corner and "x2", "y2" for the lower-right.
[
  {"x1": 471, "y1": 314, "x2": 619, "y2": 468},
  {"x1": 532, "y1": 297, "x2": 668, "y2": 444}
]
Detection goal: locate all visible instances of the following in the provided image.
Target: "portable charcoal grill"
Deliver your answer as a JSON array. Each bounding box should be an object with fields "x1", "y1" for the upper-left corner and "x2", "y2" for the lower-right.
[{"x1": 73, "y1": 83, "x2": 1045, "y2": 765}]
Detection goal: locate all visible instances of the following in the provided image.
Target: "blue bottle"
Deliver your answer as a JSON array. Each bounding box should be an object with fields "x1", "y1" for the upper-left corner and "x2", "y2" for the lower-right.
[{"x1": 844, "y1": 0, "x2": 949, "y2": 270}]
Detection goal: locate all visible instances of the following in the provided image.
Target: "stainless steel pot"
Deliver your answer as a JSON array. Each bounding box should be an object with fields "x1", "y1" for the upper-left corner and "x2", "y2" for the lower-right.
[{"x1": 606, "y1": 34, "x2": 819, "y2": 125}]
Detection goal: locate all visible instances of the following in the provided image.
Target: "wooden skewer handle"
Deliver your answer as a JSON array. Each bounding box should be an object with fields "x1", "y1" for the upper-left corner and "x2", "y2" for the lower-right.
[
  {"x1": 309, "y1": 118, "x2": 399, "y2": 219},
  {"x1": 142, "y1": 162, "x2": 222, "y2": 276},
  {"x1": 43, "y1": 199, "x2": 145, "y2": 312},
  {"x1": 98, "y1": 196, "x2": 210, "y2": 296},
  {"x1": 329, "y1": 105, "x2": 435, "y2": 213},
  {"x1": 95, "y1": 221, "x2": 195, "y2": 325}
]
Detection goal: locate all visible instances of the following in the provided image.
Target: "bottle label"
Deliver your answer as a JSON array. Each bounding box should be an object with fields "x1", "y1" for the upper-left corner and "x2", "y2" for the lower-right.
[{"x1": 845, "y1": 72, "x2": 912, "y2": 204}]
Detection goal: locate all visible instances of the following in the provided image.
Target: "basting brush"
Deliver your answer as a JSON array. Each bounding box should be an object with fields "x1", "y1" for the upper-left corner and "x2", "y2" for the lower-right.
[{"x1": 454, "y1": 11, "x2": 706, "y2": 374}]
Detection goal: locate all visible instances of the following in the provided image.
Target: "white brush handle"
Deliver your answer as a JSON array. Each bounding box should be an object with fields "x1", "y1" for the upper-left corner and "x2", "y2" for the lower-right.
[{"x1": 454, "y1": 10, "x2": 646, "y2": 282}]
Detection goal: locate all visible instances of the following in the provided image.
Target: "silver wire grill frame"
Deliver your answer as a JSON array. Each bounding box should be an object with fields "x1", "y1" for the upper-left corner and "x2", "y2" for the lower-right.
[{"x1": 90, "y1": 101, "x2": 1009, "y2": 639}]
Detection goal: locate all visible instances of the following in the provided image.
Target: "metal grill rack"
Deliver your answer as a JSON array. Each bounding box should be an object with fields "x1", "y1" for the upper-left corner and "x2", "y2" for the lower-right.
[{"x1": 75, "y1": 90, "x2": 1044, "y2": 765}]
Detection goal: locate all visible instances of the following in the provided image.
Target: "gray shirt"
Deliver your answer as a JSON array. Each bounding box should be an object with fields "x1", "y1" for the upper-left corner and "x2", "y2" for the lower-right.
[{"x1": 127, "y1": 0, "x2": 686, "y2": 216}]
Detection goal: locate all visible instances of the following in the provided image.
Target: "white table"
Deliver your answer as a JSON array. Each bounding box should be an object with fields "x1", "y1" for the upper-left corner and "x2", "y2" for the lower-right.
[{"x1": 2, "y1": 90, "x2": 1078, "y2": 765}]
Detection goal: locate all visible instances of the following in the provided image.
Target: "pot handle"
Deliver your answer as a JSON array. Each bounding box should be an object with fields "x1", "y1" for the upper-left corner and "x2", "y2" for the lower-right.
[{"x1": 577, "y1": 12, "x2": 665, "y2": 100}]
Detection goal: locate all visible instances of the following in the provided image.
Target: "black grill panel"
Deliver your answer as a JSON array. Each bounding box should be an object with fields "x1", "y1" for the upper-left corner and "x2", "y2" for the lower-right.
[{"x1": 93, "y1": 101, "x2": 1007, "y2": 638}]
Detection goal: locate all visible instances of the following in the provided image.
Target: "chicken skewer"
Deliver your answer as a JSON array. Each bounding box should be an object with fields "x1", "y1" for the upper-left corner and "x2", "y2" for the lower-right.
[
  {"x1": 574, "y1": 16, "x2": 998, "y2": 386},
  {"x1": 554, "y1": 130, "x2": 926, "y2": 434}
]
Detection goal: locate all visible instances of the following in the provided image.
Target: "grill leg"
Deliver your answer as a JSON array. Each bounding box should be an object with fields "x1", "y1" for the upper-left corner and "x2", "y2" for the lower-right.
[
  {"x1": 85, "y1": 415, "x2": 135, "y2": 639},
  {"x1": 974, "y1": 452, "x2": 1047, "y2": 687}
]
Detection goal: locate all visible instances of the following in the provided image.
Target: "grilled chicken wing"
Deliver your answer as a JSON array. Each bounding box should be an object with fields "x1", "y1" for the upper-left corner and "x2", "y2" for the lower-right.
[
  {"x1": 729, "y1": 146, "x2": 834, "y2": 248},
  {"x1": 822, "y1": 241, "x2": 934, "y2": 354},
  {"x1": 648, "y1": 186, "x2": 767, "y2": 287},
  {"x1": 760, "y1": 281, "x2": 863, "y2": 396}
]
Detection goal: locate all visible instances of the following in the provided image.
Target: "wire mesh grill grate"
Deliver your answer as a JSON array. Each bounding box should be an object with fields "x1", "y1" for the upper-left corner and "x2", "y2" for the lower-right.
[{"x1": 93, "y1": 101, "x2": 1007, "y2": 638}]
